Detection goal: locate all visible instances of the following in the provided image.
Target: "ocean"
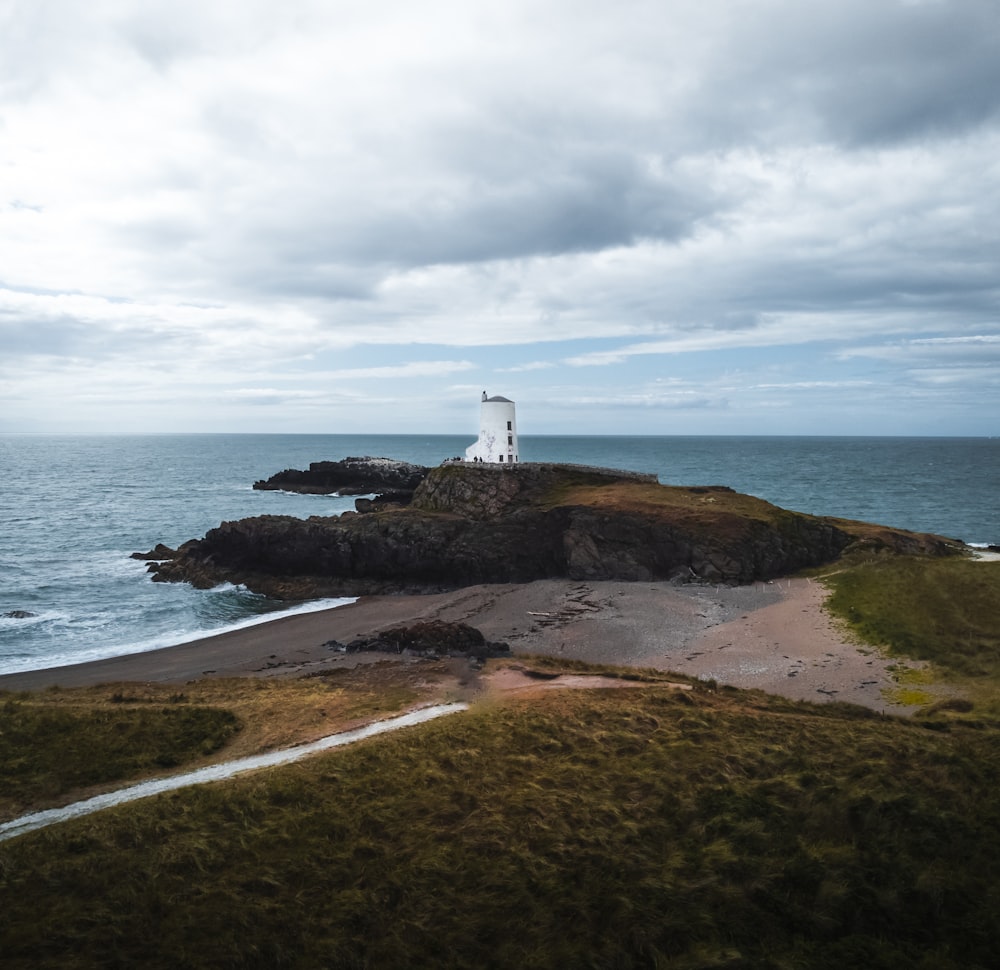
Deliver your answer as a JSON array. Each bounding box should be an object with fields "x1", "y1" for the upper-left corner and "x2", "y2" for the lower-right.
[{"x1": 1, "y1": 434, "x2": 997, "y2": 676}]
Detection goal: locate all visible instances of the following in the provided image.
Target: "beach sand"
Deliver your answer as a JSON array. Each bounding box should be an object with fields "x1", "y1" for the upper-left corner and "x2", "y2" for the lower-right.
[{"x1": 0, "y1": 578, "x2": 918, "y2": 713}]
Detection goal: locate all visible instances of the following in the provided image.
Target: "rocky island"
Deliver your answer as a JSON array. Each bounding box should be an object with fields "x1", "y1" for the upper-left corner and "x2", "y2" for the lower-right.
[
  {"x1": 252, "y1": 455, "x2": 428, "y2": 509},
  {"x1": 141, "y1": 458, "x2": 961, "y2": 600}
]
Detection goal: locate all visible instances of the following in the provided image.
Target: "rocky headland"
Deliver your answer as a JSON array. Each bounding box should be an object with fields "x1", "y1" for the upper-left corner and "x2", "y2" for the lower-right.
[
  {"x1": 140, "y1": 460, "x2": 962, "y2": 600},
  {"x1": 252, "y1": 456, "x2": 428, "y2": 508}
]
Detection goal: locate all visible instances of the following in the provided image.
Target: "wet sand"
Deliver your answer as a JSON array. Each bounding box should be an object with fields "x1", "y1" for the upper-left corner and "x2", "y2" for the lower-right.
[
  {"x1": 0, "y1": 578, "x2": 914, "y2": 712},
  {"x1": 670, "y1": 578, "x2": 912, "y2": 709}
]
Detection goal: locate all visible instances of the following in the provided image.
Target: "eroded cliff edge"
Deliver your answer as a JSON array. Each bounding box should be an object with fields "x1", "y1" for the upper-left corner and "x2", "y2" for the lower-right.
[{"x1": 143, "y1": 461, "x2": 963, "y2": 599}]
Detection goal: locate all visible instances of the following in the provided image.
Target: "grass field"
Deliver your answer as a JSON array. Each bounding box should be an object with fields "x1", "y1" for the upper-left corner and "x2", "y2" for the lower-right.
[
  {"x1": 0, "y1": 662, "x2": 429, "y2": 822},
  {"x1": 2, "y1": 676, "x2": 1000, "y2": 968},
  {"x1": 820, "y1": 555, "x2": 1000, "y2": 717},
  {"x1": 2, "y1": 554, "x2": 999, "y2": 968},
  {"x1": 0, "y1": 700, "x2": 239, "y2": 816}
]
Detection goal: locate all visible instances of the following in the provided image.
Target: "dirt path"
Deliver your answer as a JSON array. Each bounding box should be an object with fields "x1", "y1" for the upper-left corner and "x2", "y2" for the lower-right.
[{"x1": 0, "y1": 704, "x2": 468, "y2": 843}]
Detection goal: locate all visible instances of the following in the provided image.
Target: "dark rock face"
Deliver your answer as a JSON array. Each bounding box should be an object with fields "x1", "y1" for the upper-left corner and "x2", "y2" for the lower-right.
[
  {"x1": 145, "y1": 461, "x2": 962, "y2": 600},
  {"x1": 354, "y1": 493, "x2": 414, "y2": 513},
  {"x1": 3, "y1": 610, "x2": 37, "y2": 619},
  {"x1": 148, "y1": 506, "x2": 569, "y2": 596},
  {"x1": 323, "y1": 620, "x2": 509, "y2": 660},
  {"x1": 557, "y1": 506, "x2": 846, "y2": 584},
  {"x1": 130, "y1": 543, "x2": 178, "y2": 561},
  {"x1": 252, "y1": 457, "x2": 428, "y2": 497}
]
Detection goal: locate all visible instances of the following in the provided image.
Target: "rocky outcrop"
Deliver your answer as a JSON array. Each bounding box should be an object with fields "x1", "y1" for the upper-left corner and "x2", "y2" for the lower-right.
[
  {"x1": 322, "y1": 620, "x2": 510, "y2": 661},
  {"x1": 141, "y1": 461, "x2": 965, "y2": 600},
  {"x1": 147, "y1": 505, "x2": 569, "y2": 596},
  {"x1": 130, "y1": 543, "x2": 178, "y2": 562},
  {"x1": 252, "y1": 456, "x2": 428, "y2": 497}
]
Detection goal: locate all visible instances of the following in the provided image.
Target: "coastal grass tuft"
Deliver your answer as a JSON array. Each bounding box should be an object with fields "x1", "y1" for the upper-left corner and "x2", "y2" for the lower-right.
[
  {"x1": 883, "y1": 686, "x2": 936, "y2": 708},
  {"x1": 2, "y1": 684, "x2": 1000, "y2": 968}
]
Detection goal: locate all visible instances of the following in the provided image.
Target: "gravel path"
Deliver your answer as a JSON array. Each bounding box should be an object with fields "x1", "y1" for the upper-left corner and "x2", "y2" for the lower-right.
[{"x1": 0, "y1": 704, "x2": 468, "y2": 843}]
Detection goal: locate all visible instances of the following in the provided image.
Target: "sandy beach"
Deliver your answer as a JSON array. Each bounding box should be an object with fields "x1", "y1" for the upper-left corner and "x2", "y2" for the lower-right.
[{"x1": 0, "y1": 578, "x2": 918, "y2": 713}]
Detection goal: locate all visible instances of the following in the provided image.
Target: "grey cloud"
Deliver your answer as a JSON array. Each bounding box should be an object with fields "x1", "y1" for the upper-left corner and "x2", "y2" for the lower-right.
[
  {"x1": 0, "y1": 286, "x2": 219, "y2": 362},
  {"x1": 700, "y1": 0, "x2": 1000, "y2": 148},
  {"x1": 3, "y1": 0, "x2": 998, "y2": 435},
  {"x1": 175, "y1": 150, "x2": 721, "y2": 304},
  {"x1": 0, "y1": 3, "x2": 67, "y2": 100},
  {"x1": 117, "y1": 216, "x2": 204, "y2": 252},
  {"x1": 118, "y1": 15, "x2": 210, "y2": 73},
  {"x1": 238, "y1": 269, "x2": 377, "y2": 302},
  {"x1": 814, "y1": 2, "x2": 1000, "y2": 146},
  {"x1": 0, "y1": 315, "x2": 93, "y2": 357},
  {"x1": 172, "y1": 8, "x2": 1000, "y2": 312},
  {"x1": 0, "y1": 312, "x2": 183, "y2": 360},
  {"x1": 347, "y1": 153, "x2": 714, "y2": 266},
  {"x1": 86, "y1": 1, "x2": 1000, "y2": 314},
  {"x1": 116, "y1": 0, "x2": 315, "y2": 72},
  {"x1": 732, "y1": 267, "x2": 1000, "y2": 324}
]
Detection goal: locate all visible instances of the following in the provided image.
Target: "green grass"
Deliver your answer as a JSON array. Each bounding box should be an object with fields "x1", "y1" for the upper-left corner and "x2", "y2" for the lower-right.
[
  {"x1": 0, "y1": 700, "x2": 240, "y2": 817},
  {"x1": 823, "y1": 557, "x2": 1000, "y2": 679},
  {"x1": 3, "y1": 554, "x2": 998, "y2": 967},
  {"x1": 2, "y1": 685, "x2": 1000, "y2": 969},
  {"x1": 0, "y1": 663, "x2": 449, "y2": 823}
]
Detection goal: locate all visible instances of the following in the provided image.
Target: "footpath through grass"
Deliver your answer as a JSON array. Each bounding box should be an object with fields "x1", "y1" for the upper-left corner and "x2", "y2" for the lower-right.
[
  {"x1": 0, "y1": 662, "x2": 428, "y2": 822},
  {"x1": 2, "y1": 683, "x2": 1000, "y2": 969}
]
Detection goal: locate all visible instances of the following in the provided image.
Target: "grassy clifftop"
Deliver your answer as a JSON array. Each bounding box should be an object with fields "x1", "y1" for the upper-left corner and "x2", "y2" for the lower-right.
[
  {"x1": 416, "y1": 462, "x2": 962, "y2": 557},
  {"x1": 2, "y1": 676, "x2": 999, "y2": 968}
]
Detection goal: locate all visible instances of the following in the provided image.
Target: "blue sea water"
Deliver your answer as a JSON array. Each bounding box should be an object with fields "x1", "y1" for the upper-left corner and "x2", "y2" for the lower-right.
[{"x1": 1, "y1": 433, "x2": 997, "y2": 676}]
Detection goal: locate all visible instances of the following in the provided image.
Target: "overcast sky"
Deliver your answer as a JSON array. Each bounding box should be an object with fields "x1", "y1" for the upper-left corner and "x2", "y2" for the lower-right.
[{"x1": 2, "y1": 0, "x2": 998, "y2": 436}]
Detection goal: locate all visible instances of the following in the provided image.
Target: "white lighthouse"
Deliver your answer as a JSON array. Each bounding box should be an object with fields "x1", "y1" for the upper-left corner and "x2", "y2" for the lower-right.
[{"x1": 465, "y1": 392, "x2": 519, "y2": 464}]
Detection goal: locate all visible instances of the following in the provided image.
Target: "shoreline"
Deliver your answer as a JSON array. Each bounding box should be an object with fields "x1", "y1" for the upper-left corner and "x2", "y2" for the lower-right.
[{"x1": 0, "y1": 578, "x2": 918, "y2": 713}]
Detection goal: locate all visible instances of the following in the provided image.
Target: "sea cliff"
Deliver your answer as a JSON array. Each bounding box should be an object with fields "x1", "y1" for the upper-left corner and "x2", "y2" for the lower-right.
[{"x1": 143, "y1": 460, "x2": 962, "y2": 599}]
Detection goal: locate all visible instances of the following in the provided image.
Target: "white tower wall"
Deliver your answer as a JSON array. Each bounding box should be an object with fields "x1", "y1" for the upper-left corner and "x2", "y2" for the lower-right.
[{"x1": 465, "y1": 393, "x2": 519, "y2": 463}]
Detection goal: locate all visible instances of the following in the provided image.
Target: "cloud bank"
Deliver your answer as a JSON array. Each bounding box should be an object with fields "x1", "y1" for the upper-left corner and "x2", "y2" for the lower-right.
[{"x1": 2, "y1": 0, "x2": 997, "y2": 434}]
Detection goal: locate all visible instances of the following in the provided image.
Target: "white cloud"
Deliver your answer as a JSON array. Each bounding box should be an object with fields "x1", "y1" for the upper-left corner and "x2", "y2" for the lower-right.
[
  {"x1": 320, "y1": 361, "x2": 476, "y2": 380},
  {"x1": 839, "y1": 334, "x2": 1000, "y2": 362},
  {"x1": 1, "y1": 0, "x2": 998, "y2": 434},
  {"x1": 750, "y1": 380, "x2": 875, "y2": 390},
  {"x1": 498, "y1": 361, "x2": 557, "y2": 373},
  {"x1": 562, "y1": 312, "x2": 914, "y2": 366}
]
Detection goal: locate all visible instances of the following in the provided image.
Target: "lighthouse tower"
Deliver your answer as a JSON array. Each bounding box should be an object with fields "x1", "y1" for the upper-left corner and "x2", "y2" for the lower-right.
[{"x1": 465, "y1": 392, "x2": 519, "y2": 464}]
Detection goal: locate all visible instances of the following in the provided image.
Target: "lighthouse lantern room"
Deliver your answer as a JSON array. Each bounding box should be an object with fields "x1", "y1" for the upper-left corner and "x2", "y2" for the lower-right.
[{"x1": 465, "y1": 392, "x2": 519, "y2": 464}]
